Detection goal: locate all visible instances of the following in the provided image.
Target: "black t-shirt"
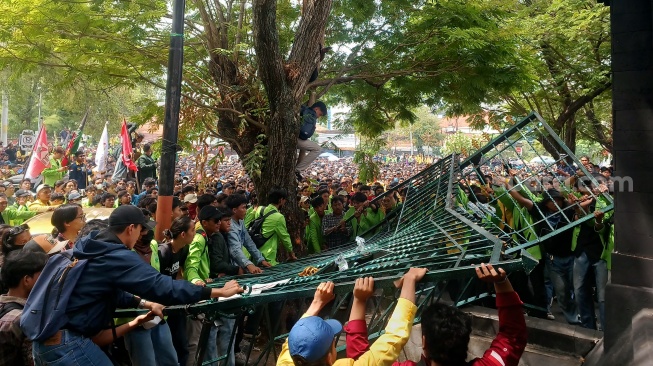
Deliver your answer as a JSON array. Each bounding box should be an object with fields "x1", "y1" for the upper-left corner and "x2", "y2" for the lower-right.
[
  {"x1": 158, "y1": 243, "x2": 189, "y2": 278},
  {"x1": 575, "y1": 222, "x2": 604, "y2": 263},
  {"x1": 529, "y1": 201, "x2": 575, "y2": 257}
]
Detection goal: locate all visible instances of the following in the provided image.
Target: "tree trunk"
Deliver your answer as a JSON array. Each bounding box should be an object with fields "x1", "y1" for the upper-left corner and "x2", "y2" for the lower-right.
[{"x1": 235, "y1": 0, "x2": 333, "y2": 258}]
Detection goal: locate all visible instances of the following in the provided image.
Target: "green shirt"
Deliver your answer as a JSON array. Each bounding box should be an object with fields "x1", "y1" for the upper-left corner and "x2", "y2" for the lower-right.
[
  {"x1": 1, "y1": 207, "x2": 37, "y2": 226},
  {"x1": 257, "y1": 204, "x2": 293, "y2": 266},
  {"x1": 42, "y1": 157, "x2": 64, "y2": 186},
  {"x1": 305, "y1": 212, "x2": 325, "y2": 254},
  {"x1": 343, "y1": 206, "x2": 385, "y2": 240},
  {"x1": 184, "y1": 230, "x2": 210, "y2": 283}
]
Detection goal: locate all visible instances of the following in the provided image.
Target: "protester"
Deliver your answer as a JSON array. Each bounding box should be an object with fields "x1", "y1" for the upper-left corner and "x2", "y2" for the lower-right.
[
  {"x1": 306, "y1": 196, "x2": 327, "y2": 253},
  {"x1": 68, "y1": 150, "x2": 90, "y2": 190},
  {"x1": 0, "y1": 250, "x2": 49, "y2": 366},
  {"x1": 41, "y1": 147, "x2": 67, "y2": 186},
  {"x1": 137, "y1": 144, "x2": 157, "y2": 186},
  {"x1": 322, "y1": 196, "x2": 351, "y2": 249},
  {"x1": 277, "y1": 267, "x2": 426, "y2": 366},
  {"x1": 0, "y1": 193, "x2": 36, "y2": 227},
  {"x1": 296, "y1": 101, "x2": 328, "y2": 180},
  {"x1": 160, "y1": 216, "x2": 196, "y2": 366},
  {"x1": 256, "y1": 187, "x2": 297, "y2": 265},
  {"x1": 27, "y1": 205, "x2": 244, "y2": 365},
  {"x1": 343, "y1": 264, "x2": 527, "y2": 366},
  {"x1": 225, "y1": 194, "x2": 271, "y2": 274}
]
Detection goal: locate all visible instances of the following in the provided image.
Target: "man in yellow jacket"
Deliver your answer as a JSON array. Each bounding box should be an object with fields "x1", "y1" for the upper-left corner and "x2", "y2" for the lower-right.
[
  {"x1": 276, "y1": 267, "x2": 426, "y2": 366},
  {"x1": 28, "y1": 184, "x2": 56, "y2": 213}
]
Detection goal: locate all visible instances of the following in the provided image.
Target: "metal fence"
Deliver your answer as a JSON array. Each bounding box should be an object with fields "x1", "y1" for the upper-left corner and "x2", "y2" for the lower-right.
[{"x1": 117, "y1": 112, "x2": 613, "y2": 366}]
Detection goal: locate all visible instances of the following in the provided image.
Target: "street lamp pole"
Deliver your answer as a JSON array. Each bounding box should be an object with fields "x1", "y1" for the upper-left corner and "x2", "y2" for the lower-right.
[
  {"x1": 155, "y1": 0, "x2": 186, "y2": 241},
  {"x1": 37, "y1": 86, "x2": 42, "y2": 130}
]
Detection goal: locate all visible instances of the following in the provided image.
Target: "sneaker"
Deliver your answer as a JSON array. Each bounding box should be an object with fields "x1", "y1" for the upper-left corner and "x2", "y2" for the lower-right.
[{"x1": 547, "y1": 312, "x2": 556, "y2": 320}]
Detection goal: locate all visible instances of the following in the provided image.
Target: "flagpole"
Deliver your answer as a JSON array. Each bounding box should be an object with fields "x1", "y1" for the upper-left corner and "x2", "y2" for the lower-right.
[{"x1": 22, "y1": 125, "x2": 43, "y2": 179}]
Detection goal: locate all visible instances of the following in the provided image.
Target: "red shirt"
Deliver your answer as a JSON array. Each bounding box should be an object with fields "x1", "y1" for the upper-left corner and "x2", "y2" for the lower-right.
[{"x1": 345, "y1": 291, "x2": 527, "y2": 366}]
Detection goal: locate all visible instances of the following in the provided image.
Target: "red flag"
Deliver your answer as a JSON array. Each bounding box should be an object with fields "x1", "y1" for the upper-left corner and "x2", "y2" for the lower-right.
[
  {"x1": 120, "y1": 119, "x2": 138, "y2": 171},
  {"x1": 25, "y1": 126, "x2": 51, "y2": 179}
]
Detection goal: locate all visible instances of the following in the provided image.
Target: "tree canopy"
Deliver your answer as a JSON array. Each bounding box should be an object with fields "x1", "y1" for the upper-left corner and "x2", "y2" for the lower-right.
[{"x1": 0, "y1": 0, "x2": 611, "y2": 172}]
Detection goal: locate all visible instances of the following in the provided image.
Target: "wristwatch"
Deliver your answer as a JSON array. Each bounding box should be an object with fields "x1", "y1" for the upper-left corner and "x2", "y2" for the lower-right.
[{"x1": 138, "y1": 299, "x2": 147, "y2": 309}]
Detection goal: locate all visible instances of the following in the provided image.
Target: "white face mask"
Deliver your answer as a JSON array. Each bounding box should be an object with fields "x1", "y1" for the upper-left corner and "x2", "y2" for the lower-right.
[{"x1": 96, "y1": 184, "x2": 104, "y2": 190}]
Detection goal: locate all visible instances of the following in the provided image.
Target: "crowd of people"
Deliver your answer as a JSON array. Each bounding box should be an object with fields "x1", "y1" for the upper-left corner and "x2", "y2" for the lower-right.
[
  {"x1": 0, "y1": 134, "x2": 444, "y2": 366},
  {"x1": 0, "y1": 122, "x2": 614, "y2": 366}
]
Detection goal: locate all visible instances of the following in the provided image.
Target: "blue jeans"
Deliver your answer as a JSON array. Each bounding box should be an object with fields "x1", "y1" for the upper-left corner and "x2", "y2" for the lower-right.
[
  {"x1": 186, "y1": 319, "x2": 218, "y2": 366},
  {"x1": 33, "y1": 330, "x2": 113, "y2": 366},
  {"x1": 124, "y1": 322, "x2": 179, "y2": 366},
  {"x1": 573, "y1": 252, "x2": 608, "y2": 330},
  {"x1": 217, "y1": 317, "x2": 236, "y2": 366},
  {"x1": 545, "y1": 255, "x2": 578, "y2": 324}
]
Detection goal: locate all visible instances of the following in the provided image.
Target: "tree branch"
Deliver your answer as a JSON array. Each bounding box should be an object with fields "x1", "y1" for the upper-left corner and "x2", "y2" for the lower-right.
[
  {"x1": 557, "y1": 79, "x2": 612, "y2": 127},
  {"x1": 252, "y1": 0, "x2": 286, "y2": 109},
  {"x1": 215, "y1": 107, "x2": 268, "y2": 132},
  {"x1": 287, "y1": 0, "x2": 334, "y2": 99}
]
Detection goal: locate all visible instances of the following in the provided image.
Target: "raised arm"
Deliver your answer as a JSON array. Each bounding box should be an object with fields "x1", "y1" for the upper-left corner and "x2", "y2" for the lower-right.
[
  {"x1": 346, "y1": 277, "x2": 374, "y2": 359},
  {"x1": 475, "y1": 264, "x2": 527, "y2": 366},
  {"x1": 353, "y1": 268, "x2": 426, "y2": 366},
  {"x1": 502, "y1": 172, "x2": 534, "y2": 211}
]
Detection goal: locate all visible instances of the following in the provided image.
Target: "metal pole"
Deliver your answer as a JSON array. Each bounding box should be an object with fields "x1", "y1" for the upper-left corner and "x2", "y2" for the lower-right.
[
  {"x1": 37, "y1": 88, "x2": 42, "y2": 131},
  {"x1": 409, "y1": 125, "x2": 414, "y2": 156},
  {"x1": 155, "y1": 0, "x2": 186, "y2": 241},
  {"x1": 1, "y1": 92, "x2": 8, "y2": 146}
]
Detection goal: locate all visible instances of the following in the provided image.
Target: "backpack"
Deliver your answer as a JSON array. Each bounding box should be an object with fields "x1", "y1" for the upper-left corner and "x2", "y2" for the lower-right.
[
  {"x1": 299, "y1": 106, "x2": 317, "y2": 140},
  {"x1": 0, "y1": 301, "x2": 24, "y2": 319},
  {"x1": 20, "y1": 249, "x2": 90, "y2": 342},
  {"x1": 248, "y1": 207, "x2": 276, "y2": 248}
]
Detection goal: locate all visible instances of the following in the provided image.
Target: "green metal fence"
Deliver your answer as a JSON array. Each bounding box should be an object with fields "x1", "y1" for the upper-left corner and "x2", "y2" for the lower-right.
[{"x1": 117, "y1": 112, "x2": 613, "y2": 366}]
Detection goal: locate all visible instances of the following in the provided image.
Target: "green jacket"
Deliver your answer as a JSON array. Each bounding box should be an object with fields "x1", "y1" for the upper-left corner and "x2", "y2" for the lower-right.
[
  {"x1": 571, "y1": 196, "x2": 614, "y2": 269},
  {"x1": 185, "y1": 229, "x2": 210, "y2": 283},
  {"x1": 42, "y1": 157, "x2": 64, "y2": 186},
  {"x1": 244, "y1": 206, "x2": 257, "y2": 227},
  {"x1": 305, "y1": 212, "x2": 325, "y2": 254},
  {"x1": 257, "y1": 204, "x2": 293, "y2": 266},
  {"x1": 343, "y1": 206, "x2": 384, "y2": 240},
  {"x1": 136, "y1": 154, "x2": 157, "y2": 182},
  {"x1": 3, "y1": 206, "x2": 37, "y2": 226},
  {"x1": 492, "y1": 184, "x2": 542, "y2": 260}
]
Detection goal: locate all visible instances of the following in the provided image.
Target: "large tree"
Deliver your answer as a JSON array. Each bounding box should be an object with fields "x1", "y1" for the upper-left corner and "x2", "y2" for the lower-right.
[
  {"x1": 0, "y1": 0, "x2": 528, "y2": 249},
  {"x1": 476, "y1": 0, "x2": 612, "y2": 155}
]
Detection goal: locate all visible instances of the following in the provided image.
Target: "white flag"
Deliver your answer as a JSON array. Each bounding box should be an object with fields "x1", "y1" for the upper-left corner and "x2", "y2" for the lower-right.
[{"x1": 95, "y1": 124, "x2": 109, "y2": 172}]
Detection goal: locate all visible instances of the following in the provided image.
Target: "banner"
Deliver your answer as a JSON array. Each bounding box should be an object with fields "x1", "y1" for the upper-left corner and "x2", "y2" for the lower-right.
[
  {"x1": 25, "y1": 126, "x2": 50, "y2": 179},
  {"x1": 95, "y1": 123, "x2": 109, "y2": 173}
]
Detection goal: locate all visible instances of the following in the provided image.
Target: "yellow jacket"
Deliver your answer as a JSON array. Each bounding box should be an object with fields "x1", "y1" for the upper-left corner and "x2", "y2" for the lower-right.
[
  {"x1": 276, "y1": 298, "x2": 417, "y2": 366},
  {"x1": 28, "y1": 200, "x2": 58, "y2": 213}
]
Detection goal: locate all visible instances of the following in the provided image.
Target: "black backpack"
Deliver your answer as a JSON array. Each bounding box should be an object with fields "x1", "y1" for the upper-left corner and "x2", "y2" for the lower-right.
[
  {"x1": 0, "y1": 301, "x2": 24, "y2": 320},
  {"x1": 299, "y1": 106, "x2": 317, "y2": 140},
  {"x1": 248, "y1": 207, "x2": 276, "y2": 248}
]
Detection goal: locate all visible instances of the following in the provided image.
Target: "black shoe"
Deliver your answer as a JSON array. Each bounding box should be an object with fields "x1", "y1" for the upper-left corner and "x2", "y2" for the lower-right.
[{"x1": 295, "y1": 171, "x2": 303, "y2": 181}]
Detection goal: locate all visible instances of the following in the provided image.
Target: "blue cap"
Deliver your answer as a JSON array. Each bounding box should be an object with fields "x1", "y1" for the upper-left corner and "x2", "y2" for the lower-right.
[{"x1": 288, "y1": 316, "x2": 342, "y2": 362}]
